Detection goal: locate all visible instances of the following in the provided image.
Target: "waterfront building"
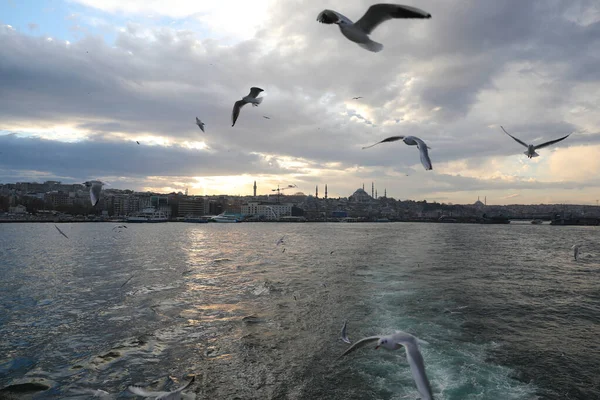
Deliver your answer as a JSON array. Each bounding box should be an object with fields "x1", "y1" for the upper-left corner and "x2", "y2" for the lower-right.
[{"x1": 241, "y1": 201, "x2": 293, "y2": 220}]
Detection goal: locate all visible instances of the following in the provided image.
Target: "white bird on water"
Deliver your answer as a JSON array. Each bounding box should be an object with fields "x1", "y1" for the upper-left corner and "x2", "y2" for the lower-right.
[
  {"x1": 83, "y1": 180, "x2": 105, "y2": 206},
  {"x1": 316, "y1": 4, "x2": 431, "y2": 52},
  {"x1": 338, "y1": 331, "x2": 434, "y2": 400},
  {"x1": 572, "y1": 244, "x2": 581, "y2": 261},
  {"x1": 501, "y1": 126, "x2": 571, "y2": 158},
  {"x1": 362, "y1": 135, "x2": 433, "y2": 170},
  {"x1": 232, "y1": 87, "x2": 264, "y2": 127},
  {"x1": 195, "y1": 117, "x2": 205, "y2": 132},
  {"x1": 128, "y1": 376, "x2": 195, "y2": 400}
]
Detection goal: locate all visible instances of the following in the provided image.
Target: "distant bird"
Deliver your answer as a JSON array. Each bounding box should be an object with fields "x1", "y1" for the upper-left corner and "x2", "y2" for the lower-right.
[
  {"x1": 195, "y1": 117, "x2": 205, "y2": 132},
  {"x1": 136, "y1": 141, "x2": 140, "y2": 145},
  {"x1": 263, "y1": 116, "x2": 271, "y2": 119},
  {"x1": 501, "y1": 126, "x2": 571, "y2": 158},
  {"x1": 83, "y1": 180, "x2": 105, "y2": 206},
  {"x1": 276, "y1": 236, "x2": 285, "y2": 246},
  {"x1": 128, "y1": 376, "x2": 195, "y2": 400},
  {"x1": 54, "y1": 224, "x2": 69, "y2": 239},
  {"x1": 340, "y1": 320, "x2": 351, "y2": 344},
  {"x1": 120, "y1": 274, "x2": 135, "y2": 289},
  {"x1": 338, "y1": 331, "x2": 433, "y2": 400},
  {"x1": 572, "y1": 244, "x2": 581, "y2": 261},
  {"x1": 232, "y1": 87, "x2": 264, "y2": 126},
  {"x1": 362, "y1": 135, "x2": 432, "y2": 170},
  {"x1": 352, "y1": 96, "x2": 363, "y2": 100},
  {"x1": 316, "y1": 4, "x2": 431, "y2": 52}
]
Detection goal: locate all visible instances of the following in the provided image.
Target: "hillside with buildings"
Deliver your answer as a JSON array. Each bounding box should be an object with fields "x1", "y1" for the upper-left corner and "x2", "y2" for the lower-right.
[{"x1": 1, "y1": 180, "x2": 599, "y2": 224}]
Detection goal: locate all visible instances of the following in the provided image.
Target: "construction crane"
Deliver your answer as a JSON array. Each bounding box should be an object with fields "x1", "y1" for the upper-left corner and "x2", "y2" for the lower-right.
[{"x1": 272, "y1": 184, "x2": 297, "y2": 203}]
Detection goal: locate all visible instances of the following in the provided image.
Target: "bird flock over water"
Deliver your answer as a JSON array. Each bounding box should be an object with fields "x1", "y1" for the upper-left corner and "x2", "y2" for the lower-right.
[{"x1": 56, "y1": 3, "x2": 583, "y2": 399}]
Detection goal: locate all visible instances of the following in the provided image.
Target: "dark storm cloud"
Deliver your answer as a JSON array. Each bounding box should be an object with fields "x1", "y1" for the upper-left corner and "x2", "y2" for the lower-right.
[{"x1": 0, "y1": 134, "x2": 285, "y2": 182}]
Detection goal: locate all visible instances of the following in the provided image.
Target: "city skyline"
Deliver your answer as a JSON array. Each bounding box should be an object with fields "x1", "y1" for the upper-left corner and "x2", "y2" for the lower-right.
[{"x1": 2, "y1": 1, "x2": 600, "y2": 205}]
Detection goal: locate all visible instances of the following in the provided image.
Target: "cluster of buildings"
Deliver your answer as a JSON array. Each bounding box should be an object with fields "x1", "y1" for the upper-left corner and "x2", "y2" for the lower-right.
[{"x1": 1, "y1": 180, "x2": 600, "y2": 222}]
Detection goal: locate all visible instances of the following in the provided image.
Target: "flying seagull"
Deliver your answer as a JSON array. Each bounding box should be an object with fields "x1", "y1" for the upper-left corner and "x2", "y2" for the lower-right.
[
  {"x1": 338, "y1": 331, "x2": 433, "y2": 400},
  {"x1": 352, "y1": 96, "x2": 363, "y2": 100},
  {"x1": 340, "y1": 320, "x2": 351, "y2": 344},
  {"x1": 316, "y1": 4, "x2": 431, "y2": 52},
  {"x1": 195, "y1": 117, "x2": 205, "y2": 132},
  {"x1": 572, "y1": 244, "x2": 581, "y2": 261},
  {"x1": 136, "y1": 141, "x2": 140, "y2": 145},
  {"x1": 54, "y1": 224, "x2": 69, "y2": 239},
  {"x1": 501, "y1": 126, "x2": 571, "y2": 158},
  {"x1": 232, "y1": 87, "x2": 264, "y2": 127},
  {"x1": 128, "y1": 375, "x2": 195, "y2": 400},
  {"x1": 362, "y1": 135, "x2": 432, "y2": 170},
  {"x1": 263, "y1": 116, "x2": 271, "y2": 119},
  {"x1": 83, "y1": 181, "x2": 105, "y2": 207}
]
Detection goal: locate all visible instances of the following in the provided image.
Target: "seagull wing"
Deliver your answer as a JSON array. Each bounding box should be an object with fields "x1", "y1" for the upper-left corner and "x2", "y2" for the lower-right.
[
  {"x1": 171, "y1": 376, "x2": 195, "y2": 394},
  {"x1": 248, "y1": 87, "x2": 264, "y2": 98},
  {"x1": 337, "y1": 336, "x2": 380, "y2": 359},
  {"x1": 362, "y1": 136, "x2": 405, "y2": 149},
  {"x1": 316, "y1": 9, "x2": 353, "y2": 25},
  {"x1": 340, "y1": 320, "x2": 351, "y2": 344},
  {"x1": 128, "y1": 386, "x2": 169, "y2": 397},
  {"x1": 412, "y1": 137, "x2": 433, "y2": 170},
  {"x1": 533, "y1": 134, "x2": 570, "y2": 150},
  {"x1": 232, "y1": 100, "x2": 247, "y2": 127},
  {"x1": 501, "y1": 126, "x2": 529, "y2": 148},
  {"x1": 355, "y1": 4, "x2": 431, "y2": 35},
  {"x1": 54, "y1": 224, "x2": 69, "y2": 239},
  {"x1": 90, "y1": 183, "x2": 102, "y2": 207},
  {"x1": 400, "y1": 341, "x2": 434, "y2": 400}
]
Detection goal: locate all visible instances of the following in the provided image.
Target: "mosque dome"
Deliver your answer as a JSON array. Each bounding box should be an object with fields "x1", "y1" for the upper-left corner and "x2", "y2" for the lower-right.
[{"x1": 349, "y1": 188, "x2": 372, "y2": 203}]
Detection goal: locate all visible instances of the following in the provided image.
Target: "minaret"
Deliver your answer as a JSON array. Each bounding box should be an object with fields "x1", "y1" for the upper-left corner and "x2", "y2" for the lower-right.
[
  {"x1": 362, "y1": 183, "x2": 365, "y2": 190},
  {"x1": 253, "y1": 181, "x2": 257, "y2": 197},
  {"x1": 315, "y1": 185, "x2": 318, "y2": 198},
  {"x1": 375, "y1": 189, "x2": 378, "y2": 199},
  {"x1": 371, "y1": 182, "x2": 374, "y2": 198},
  {"x1": 384, "y1": 188, "x2": 387, "y2": 198},
  {"x1": 325, "y1": 184, "x2": 328, "y2": 199},
  {"x1": 485, "y1": 196, "x2": 487, "y2": 206}
]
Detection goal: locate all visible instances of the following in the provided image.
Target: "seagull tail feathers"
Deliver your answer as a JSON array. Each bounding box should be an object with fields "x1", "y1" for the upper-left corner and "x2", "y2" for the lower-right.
[{"x1": 358, "y1": 40, "x2": 383, "y2": 53}]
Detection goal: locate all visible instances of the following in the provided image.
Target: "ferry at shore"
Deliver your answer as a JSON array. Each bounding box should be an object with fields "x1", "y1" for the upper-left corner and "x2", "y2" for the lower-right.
[
  {"x1": 211, "y1": 213, "x2": 240, "y2": 223},
  {"x1": 127, "y1": 208, "x2": 168, "y2": 223}
]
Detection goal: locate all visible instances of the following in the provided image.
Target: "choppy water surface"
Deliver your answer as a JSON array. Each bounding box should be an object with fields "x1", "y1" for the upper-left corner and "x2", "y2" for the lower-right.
[{"x1": 0, "y1": 222, "x2": 599, "y2": 399}]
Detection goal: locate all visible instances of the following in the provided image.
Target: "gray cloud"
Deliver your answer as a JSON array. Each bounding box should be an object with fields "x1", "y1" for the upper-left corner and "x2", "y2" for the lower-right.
[{"x1": 1, "y1": 1, "x2": 600, "y2": 202}]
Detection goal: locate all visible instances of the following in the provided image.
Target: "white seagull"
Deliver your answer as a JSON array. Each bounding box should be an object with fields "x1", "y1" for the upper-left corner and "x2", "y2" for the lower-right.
[
  {"x1": 501, "y1": 126, "x2": 571, "y2": 159},
  {"x1": 316, "y1": 4, "x2": 431, "y2": 52},
  {"x1": 362, "y1": 135, "x2": 433, "y2": 170},
  {"x1": 232, "y1": 87, "x2": 264, "y2": 127},
  {"x1": 83, "y1": 180, "x2": 105, "y2": 207},
  {"x1": 128, "y1": 376, "x2": 195, "y2": 400},
  {"x1": 338, "y1": 331, "x2": 434, "y2": 400},
  {"x1": 572, "y1": 244, "x2": 581, "y2": 261},
  {"x1": 195, "y1": 117, "x2": 205, "y2": 132}
]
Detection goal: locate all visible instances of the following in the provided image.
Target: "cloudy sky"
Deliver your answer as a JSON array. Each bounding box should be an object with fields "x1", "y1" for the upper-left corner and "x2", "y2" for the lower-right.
[{"x1": 1, "y1": 0, "x2": 600, "y2": 204}]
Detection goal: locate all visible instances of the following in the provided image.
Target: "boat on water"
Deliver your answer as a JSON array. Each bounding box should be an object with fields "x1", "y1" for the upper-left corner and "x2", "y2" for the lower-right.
[
  {"x1": 184, "y1": 215, "x2": 210, "y2": 223},
  {"x1": 480, "y1": 214, "x2": 510, "y2": 224},
  {"x1": 211, "y1": 213, "x2": 239, "y2": 223},
  {"x1": 127, "y1": 208, "x2": 169, "y2": 223}
]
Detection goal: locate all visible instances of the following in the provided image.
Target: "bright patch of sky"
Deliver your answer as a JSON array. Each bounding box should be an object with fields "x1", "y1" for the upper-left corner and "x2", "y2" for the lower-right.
[{"x1": 0, "y1": 0, "x2": 218, "y2": 44}]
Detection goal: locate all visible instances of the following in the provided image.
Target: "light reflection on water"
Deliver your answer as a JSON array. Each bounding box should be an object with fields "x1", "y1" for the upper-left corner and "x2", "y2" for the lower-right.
[{"x1": 0, "y1": 222, "x2": 598, "y2": 399}]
